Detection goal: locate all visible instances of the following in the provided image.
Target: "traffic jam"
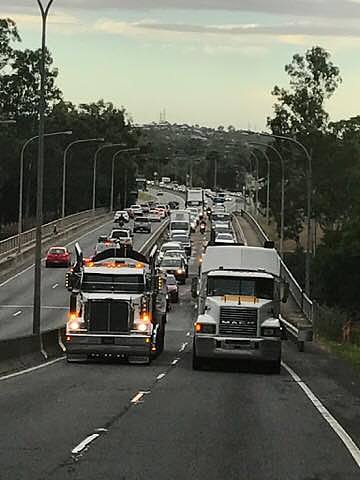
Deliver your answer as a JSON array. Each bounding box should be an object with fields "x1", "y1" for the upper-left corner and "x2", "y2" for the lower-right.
[{"x1": 44, "y1": 187, "x2": 240, "y2": 366}]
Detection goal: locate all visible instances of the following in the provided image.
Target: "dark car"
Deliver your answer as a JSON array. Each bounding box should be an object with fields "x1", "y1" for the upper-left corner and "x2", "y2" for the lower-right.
[
  {"x1": 159, "y1": 257, "x2": 187, "y2": 284},
  {"x1": 133, "y1": 216, "x2": 152, "y2": 233}
]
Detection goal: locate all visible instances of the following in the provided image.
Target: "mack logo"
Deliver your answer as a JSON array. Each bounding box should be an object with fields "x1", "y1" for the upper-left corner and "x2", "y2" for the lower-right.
[{"x1": 221, "y1": 320, "x2": 252, "y2": 326}]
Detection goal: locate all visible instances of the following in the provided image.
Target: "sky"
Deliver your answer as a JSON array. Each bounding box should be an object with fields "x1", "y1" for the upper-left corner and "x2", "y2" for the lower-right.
[{"x1": 1, "y1": 1, "x2": 360, "y2": 128}]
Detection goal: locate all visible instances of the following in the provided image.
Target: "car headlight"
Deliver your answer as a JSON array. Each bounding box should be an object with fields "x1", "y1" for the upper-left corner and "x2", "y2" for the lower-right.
[
  {"x1": 261, "y1": 327, "x2": 281, "y2": 337},
  {"x1": 195, "y1": 323, "x2": 216, "y2": 334},
  {"x1": 177, "y1": 268, "x2": 184, "y2": 274}
]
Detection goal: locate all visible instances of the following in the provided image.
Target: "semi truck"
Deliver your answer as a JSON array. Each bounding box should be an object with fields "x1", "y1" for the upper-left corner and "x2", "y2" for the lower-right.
[
  {"x1": 191, "y1": 243, "x2": 288, "y2": 373},
  {"x1": 65, "y1": 243, "x2": 167, "y2": 364}
]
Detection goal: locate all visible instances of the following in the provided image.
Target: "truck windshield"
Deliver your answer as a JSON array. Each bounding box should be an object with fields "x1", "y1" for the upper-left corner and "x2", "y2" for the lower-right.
[
  {"x1": 207, "y1": 276, "x2": 274, "y2": 300},
  {"x1": 82, "y1": 273, "x2": 144, "y2": 293}
]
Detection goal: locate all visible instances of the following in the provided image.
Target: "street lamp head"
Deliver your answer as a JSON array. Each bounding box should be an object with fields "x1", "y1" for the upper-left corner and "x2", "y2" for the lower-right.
[
  {"x1": 64, "y1": 130, "x2": 73, "y2": 135},
  {"x1": 97, "y1": 138, "x2": 105, "y2": 142}
]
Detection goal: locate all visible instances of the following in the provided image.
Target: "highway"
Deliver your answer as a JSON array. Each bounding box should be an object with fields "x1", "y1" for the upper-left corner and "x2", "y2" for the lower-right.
[{"x1": 0, "y1": 195, "x2": 359, "y2": 479}]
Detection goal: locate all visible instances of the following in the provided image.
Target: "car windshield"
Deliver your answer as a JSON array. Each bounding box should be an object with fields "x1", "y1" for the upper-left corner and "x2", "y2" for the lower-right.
[
  {"x1": 216, "y1": 234, "x2": 233, "y2": 241},
  {"x1": 161, "y1": 259, "x2": 181, "y2": 268},
  {"x1": 49, "y1": 248, "x2": 66, "y2": 254},
  {"x1": 207, "y1": 276, "x2": 274, "y2": 300},
  {"x1": 166, "y1": 276, "x2": 177, "y2": 285}
]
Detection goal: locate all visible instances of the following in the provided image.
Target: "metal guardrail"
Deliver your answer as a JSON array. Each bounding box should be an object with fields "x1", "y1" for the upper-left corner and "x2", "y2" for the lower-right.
[{"x1": 0, "y1": 208, "x2": 107, "y2": 259}]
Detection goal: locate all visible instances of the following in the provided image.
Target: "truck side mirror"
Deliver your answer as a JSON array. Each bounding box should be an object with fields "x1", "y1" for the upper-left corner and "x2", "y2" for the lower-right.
[
  {"x1": 191, "y1": 277, "x2": 198, "y2": 299},
  {"x1": 282, "y1": 282, "x2": 289, "y2": 303}
]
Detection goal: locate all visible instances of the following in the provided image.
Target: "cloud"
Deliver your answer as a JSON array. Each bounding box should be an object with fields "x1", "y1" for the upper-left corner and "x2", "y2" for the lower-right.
[
  {"x1": 4, "y1": 0, "x2": 360, "y2": 19},
  {"x1": 95, "y1": 19, "x2": 360, "y2": 39}
]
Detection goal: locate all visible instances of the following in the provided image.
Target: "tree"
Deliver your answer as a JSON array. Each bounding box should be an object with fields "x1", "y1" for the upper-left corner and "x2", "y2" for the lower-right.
[{"x1": 0, "y1": 18, "x2": 20, "y2": 74}]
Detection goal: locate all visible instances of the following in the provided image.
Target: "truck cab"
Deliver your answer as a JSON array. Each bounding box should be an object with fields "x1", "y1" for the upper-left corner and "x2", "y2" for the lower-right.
[
  {"x1": 192, "y1": 245, "x2": 288, "y2": 373},
  {"x1": 65, "y1": 244, "x2": 167, "y2": 364}
]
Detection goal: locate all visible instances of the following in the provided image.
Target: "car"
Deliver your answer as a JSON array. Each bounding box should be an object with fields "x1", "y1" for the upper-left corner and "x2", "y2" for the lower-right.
[
  {"x1": 163, "y1": 250, "x2": 189, "y2": 277},
  {"x1": 166, "y1": 274, "x2": 179, "y2": 303},
  {"x1": 158, "y1": 241, "x2": 186, "y2": 263},
  {"x1": 148, "y1": 209, "x2": 162, "y2": 222},
  {"x1": 159, "y1": 257, "x2": 187, "y2": 284},
  {"x1": 215, "y1": 232, "x2": 235, "y2": 244},
  {"x1": 109, "y1": 229, "x2": 133, "y2": 246},
  {"x1": 170, "y1": 232, "x2": 192, "y2": 257},
  {"x1": 157, "y1": 204, "x2": 170, "y2": 216},
  {"x1": 168, "y1": 201, "x2": 179, "y2": 210},
  {"x1": 133, "y1": 216, "x2": 152, "y2": 233},
  {"x1": 130, "y1": 204, "x2": 143, "y2": 217},
  {"x1": 113, "y1": 210, "x2": 130, "y2": 223},
  {"x1": 45, "y1": 246, "x2": 71, "y2": 267},
  {"x1": 157, "y1": 191, "x2": 164, "y2": 197},
  {"x1": 155, "y1": 207, "x2": 167, "y2": 219},
  {"x1": 140, "y1": 203, "x2": 150, "y2": 214}
]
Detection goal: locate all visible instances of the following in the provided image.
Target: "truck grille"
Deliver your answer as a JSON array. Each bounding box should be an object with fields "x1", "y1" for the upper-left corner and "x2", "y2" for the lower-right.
[
  {"x1": 219, "y1": 307, "x2": 258, "y2": 337},
  {"x1": 89, "y1": 300, "x2": 130, "y2": 333}
]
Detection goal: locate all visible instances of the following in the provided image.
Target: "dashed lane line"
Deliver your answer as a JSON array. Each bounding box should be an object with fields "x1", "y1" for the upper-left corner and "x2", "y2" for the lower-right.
[
  {"x1": 156, "y1": 373, "x2": 166, "y2": 381},
  {"x1": 13, "y1": 310, "x2": 22, "y2": 317}
]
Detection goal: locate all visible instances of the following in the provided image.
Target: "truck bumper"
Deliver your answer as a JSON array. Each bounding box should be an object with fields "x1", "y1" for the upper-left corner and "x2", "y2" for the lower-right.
[
  {"x1": 194, "y1": 336, "x2": 281, "y2": 362},
  {"x1": 65, "y1": 334, "x2": 152, "y2": 362}
]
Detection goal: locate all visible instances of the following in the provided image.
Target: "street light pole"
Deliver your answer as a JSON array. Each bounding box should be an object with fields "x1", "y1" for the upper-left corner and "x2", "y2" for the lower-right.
[
  {"x1": 248, "y1": 141, "x2": 285, "y2": 257},
  {"x1": 33, "y1": 0, "x2": 55, "y2": 336},
  {"x1": 110, "y1": 147, "x2": 140, "y2": 212},
  {"x1": 19, "y1": 130, "x2": 72, "y2": 252},
  {"x1": 92, "y1": 143, "x2": 124, "y2": 211},
  {"x1": 251, "y1": 146, "x2": 271, "y2": 224},
  {"x1": 62, "y1": 138, "x2": 104, "y2": 218},
  {"x1": 249, "y1": 151, "x2": 259, "y2": 212}
]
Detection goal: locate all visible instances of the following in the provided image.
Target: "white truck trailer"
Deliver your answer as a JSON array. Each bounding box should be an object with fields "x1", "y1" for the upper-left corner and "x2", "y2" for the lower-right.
[{"x1": 191, "y1": 244, "x2": 288, "y2": 373}]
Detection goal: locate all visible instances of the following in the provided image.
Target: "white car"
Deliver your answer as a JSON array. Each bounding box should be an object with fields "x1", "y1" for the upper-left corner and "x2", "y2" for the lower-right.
[
  {"x1": 215, "y1": 232, "x2": 235, "y2": 244},
  {"x1": 130, "y1": 204, "x2": 143, "y2": 217},
  {"x1": 109, "y1": 229, "x2": 133, "y2": 246},
  {"x1": 113, "y1": 210, "x2": 129, "y2": 222}
]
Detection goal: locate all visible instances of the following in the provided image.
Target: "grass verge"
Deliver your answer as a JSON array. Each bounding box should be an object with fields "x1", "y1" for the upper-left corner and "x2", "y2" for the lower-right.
[{"x1": 318, "y1": 337, "x2": 360, "y2": 371}]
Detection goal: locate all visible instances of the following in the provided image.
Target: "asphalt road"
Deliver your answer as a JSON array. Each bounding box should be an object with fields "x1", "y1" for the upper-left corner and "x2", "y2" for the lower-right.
[
  {"x1": 0, "y1": 195, "x2": 359, "y2": 479},
  {"x1": 0, "y1": 190, "x2": 183, "y2": 340}
]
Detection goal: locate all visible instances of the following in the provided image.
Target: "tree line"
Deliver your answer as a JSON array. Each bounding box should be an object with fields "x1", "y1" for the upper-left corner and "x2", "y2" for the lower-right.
[{"x1": 0, "y1": 18, "x2": 140, "y2": 238}]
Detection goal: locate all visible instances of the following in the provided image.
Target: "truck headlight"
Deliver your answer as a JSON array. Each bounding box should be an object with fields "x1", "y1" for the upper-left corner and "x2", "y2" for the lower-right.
[
  {"x1": 67, "y1": 318, "x2": 86, "y2": 332},
  {"x1": 137, "y1": 323, "x2": 148, "y2": 333},
  {"x1": 195, "y1": 323, "x2": 216, "y2": 334},
  {"x1": 177, "y1": 268, "x2": 184, "y2": 274},
  {"x1": 261, "y1": 327, "x2": 281, "y2": 337}
]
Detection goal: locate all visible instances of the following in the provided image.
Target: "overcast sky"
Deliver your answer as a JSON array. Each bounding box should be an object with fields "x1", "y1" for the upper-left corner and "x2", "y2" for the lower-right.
[{"x1": 1, "y1": 0, "x2": 360, "y2": 128}]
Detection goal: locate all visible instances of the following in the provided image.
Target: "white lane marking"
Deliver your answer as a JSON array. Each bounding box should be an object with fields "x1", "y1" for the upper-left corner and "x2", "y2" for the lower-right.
[
  {"x1": 52, "y1": 283, "x2": 59, "y2": 289},
  {"x1": 156, "y1": 373, "x2": 166, "y2": 380},
  {"x1": 282, "y1": 361, "x2": 360, "y2": 469},
  {"x1": 0, "y1": 218, "x2": 113, "y2": 289},
  {"x1": 71, "y1": 433, "x2": 100, "y2": 455},
  {"x1": 0, "y1": 356, "x2": 65, "y2": 382},
  {"x1": 131, "y1": 391, "x2": 149, "y2": 404},
  {"x1": 171, "y1": 358, "x2": 180, "y2": 366},
  {"x1": 179, "y1": 342, "x2": 188, "y2": 352},
  {"x1": 13, "y1": 310, "x2": 22, "y2": 317},
  {"x1": 186, "y1": 331, "x2": 191, "y2": 337}
]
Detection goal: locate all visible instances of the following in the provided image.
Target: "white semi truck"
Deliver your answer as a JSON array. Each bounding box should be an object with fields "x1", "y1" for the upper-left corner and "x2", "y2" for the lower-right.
[
  {"x1": 191, "y1": 244, "x2": 288, "y2": 373},
  {"x1": 65, "y1": 243, "x2": 167, "y2": 364}
]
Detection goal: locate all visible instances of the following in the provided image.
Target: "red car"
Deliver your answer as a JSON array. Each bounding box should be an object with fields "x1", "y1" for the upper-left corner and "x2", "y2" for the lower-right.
[{"x1": 45, "y1": 246, "x2": 71, "y2": 267}]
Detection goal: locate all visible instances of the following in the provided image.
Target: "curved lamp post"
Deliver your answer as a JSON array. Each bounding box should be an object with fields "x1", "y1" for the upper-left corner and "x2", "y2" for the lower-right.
[
  {"x1": 110, "y1": 147, "x2": 140, "y2": 212},
  {"x1": 62, "y1": 138, "x2": 104, "y2": 218}
]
